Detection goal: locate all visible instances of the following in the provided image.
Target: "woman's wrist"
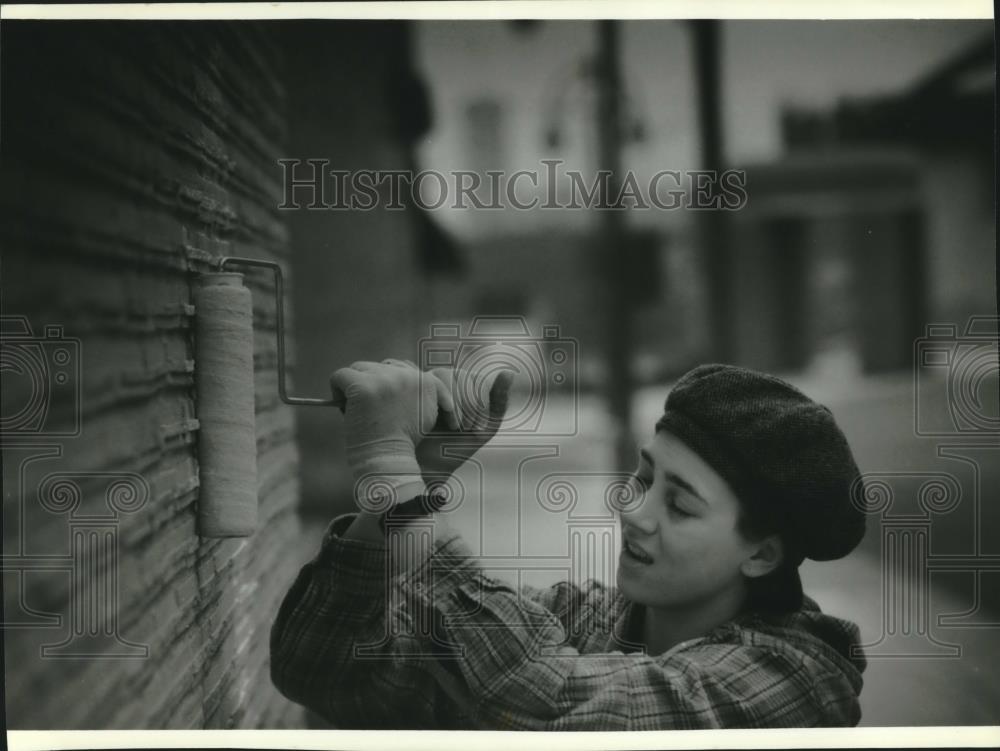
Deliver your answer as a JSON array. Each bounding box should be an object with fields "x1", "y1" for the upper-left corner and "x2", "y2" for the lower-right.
[
  {"x1": 342, "y1": 486, "x2": 450, "y2": 543},
  {"x1": 341, "y1": 510, "x2": 386, "y2": 543},
  {"x1": 350, "y1": 449, "x2": 426, "y2": 514},
  {"x1": 378, "y1": 490, "x2": 449, "y2": 532}
]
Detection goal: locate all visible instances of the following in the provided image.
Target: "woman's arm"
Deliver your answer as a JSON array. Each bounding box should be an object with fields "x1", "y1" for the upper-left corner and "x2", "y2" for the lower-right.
[
  {"x1": 270, "y1": 359, "x2": 514, "y2": 725},
  {"x1": 269, "y1": 512, "x2": 480, "y2": 727},
  {"x1": 270, "y1": 506, "x2": 621, "y2": 726}
]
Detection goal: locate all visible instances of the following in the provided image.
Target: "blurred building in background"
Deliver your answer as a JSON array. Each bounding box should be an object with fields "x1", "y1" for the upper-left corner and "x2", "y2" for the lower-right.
[
  {"x1": 731, "y1": 151, "x2": 927, "y2": 373},
  {"x1": 731, "y1": 36, "x2": 994, "y2": 373},
  {"x1": 407, "y1": 20, "x2": 994, "y2": 381}
]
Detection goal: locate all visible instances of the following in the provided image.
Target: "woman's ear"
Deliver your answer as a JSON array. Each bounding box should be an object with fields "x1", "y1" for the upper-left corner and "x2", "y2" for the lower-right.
[{"x1": 741, "y1": 534, "x2": 784, "y2": 579}]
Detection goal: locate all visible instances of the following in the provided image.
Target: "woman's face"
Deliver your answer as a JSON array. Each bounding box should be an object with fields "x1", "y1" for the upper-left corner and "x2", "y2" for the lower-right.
[{"x1": 616, "y1": 430, "x2": 765, "y2": 610}]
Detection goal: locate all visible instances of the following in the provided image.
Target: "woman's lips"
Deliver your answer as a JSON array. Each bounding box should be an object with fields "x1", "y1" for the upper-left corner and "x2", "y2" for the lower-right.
[{"x1": 621, "y1": 537, "x2": 654, "y2": 565}]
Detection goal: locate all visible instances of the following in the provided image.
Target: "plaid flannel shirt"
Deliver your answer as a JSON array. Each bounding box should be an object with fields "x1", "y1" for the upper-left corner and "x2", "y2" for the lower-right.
[{"x1": 270, "y1": 513, "x2": 866, "y2": 729}]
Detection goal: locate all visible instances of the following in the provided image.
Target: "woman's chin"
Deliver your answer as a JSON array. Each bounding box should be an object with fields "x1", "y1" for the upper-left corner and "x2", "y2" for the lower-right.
[{"x1": 616, "y1": 566, "x2": 640, "y2": 600}]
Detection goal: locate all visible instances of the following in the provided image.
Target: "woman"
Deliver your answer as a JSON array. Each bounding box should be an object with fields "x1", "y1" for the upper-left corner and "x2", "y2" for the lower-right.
[{"x1": 269, "y1": 361, "x2": 868, "y2": 729}]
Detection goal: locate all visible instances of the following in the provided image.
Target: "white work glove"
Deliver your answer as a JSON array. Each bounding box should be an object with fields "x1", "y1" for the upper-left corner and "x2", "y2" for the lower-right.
[{"x1": 330, "y1": 359, "x2": 458, "y2": 512}]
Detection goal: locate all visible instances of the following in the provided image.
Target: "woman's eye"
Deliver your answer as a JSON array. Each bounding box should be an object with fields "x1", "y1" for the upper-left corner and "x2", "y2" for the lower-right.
[{"x1": 665, "y1": 488, "x2": 693, "y2": 517}]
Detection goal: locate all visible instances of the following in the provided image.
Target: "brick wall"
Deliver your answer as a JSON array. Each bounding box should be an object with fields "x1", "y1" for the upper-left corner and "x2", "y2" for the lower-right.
[{"x1": 2, "y1": 22, "x2": 305, "y2": 728}]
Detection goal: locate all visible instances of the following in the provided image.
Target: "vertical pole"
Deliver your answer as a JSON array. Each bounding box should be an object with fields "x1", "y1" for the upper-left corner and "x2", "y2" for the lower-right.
[
  {"x1": 595, "y1": 20, "x2": 635, "y2": 473},
  {"x1": 765, "y1": 216, "x2": 810, "y2": 371},
  {"x1": 691, "y1": 20, "x2": 733, "y2": 363}
]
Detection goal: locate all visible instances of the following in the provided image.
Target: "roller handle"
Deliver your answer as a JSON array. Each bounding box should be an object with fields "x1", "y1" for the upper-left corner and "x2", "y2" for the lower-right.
[
  {"x1": 212, "y1": 258, "x2": 439, "y2": 418},
  {"x1": 217, "y1": 256, "x2": 348, "y2": 410}
]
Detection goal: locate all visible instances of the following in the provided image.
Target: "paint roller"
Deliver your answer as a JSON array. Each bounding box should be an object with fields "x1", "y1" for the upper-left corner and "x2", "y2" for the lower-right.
[{"x1": 194, "y1": 257, "x2": 344, "y2": 538}]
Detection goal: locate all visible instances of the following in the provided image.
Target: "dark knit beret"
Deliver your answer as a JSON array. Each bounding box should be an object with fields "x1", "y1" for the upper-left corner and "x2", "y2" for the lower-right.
[{"x1": 655, "y1": 363, "x2": 866, "y2": 562}]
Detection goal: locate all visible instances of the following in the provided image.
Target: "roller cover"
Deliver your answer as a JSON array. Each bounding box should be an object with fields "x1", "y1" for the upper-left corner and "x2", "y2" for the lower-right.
[{"x1": 194, "y1": 272, "x2": 258, "y2": 537}]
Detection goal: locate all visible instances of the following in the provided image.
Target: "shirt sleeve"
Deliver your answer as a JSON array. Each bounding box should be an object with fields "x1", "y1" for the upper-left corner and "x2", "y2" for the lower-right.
[
  {"x1": 270, "y1": 514, "x2": 856, "y2": 729},
  {"x1": 268, "y1": 513, "x2": 471, "y2": 728},
  {"x1": 513, "y1": 578, "x2": 611, "y2": 651}
]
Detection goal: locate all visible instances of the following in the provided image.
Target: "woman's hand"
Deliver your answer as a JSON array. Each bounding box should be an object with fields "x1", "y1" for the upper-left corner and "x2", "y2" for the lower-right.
[
  {"x1": 330, "y1": 359, "x2": 457, "y2": 510},
  {"x1": 416, "y1": 366, "x2": 513, "y2": 489},
  {"x1": 330, "y1": 359, "x2": 513, "y2": 506},
  {"x1": 331, "y1": 358, "x2": 512, "y2": 544},
  {"x1": 330, "y1": 359, "x2": 456, "y2": 447}
]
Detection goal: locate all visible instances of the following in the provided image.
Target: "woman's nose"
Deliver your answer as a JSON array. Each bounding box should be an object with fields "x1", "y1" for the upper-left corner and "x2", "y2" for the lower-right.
[
  {"x1": 616, "y1": 484, "x2": 658, "y2": 534},
  {"x1": 621, "y1": 509, "x2": 658, "y2": 536}
]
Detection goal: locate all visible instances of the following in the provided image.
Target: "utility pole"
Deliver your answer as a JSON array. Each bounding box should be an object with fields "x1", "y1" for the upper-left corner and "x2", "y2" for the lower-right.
[
  {"x1": 691, "y1": 20, "x2": 734, "y2": 364},
  {"x1": 595, "y1": 19, "x2": 635, "y2": 473}
]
